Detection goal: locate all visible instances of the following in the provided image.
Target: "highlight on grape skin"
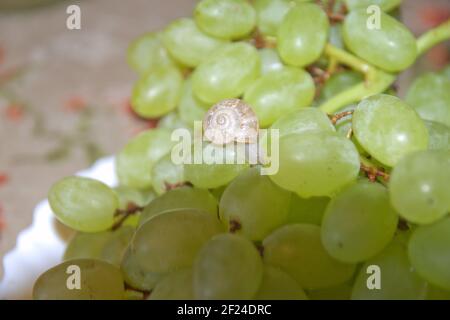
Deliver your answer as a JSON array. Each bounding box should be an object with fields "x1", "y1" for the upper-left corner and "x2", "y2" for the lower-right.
[{"x1": 16, "y1": 0, "x2": 450, "y2": 301}]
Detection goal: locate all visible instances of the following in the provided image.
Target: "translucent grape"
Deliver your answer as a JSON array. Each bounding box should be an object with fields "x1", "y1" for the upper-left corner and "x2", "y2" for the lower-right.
[
  {"x1": 352, "y1": 94, "x2": 428, "y2": 167},
  {"x1": 219, "y1": 167, "x2": 291, "y2": 241},
  {"x1": 127, "y1": 32, "x2": 174, "y2": 75},
  {"x1": 151, "y1": 154, "x2": 185, "y2": 195},
  {"x1": 345, "y1": 0, "x2": 402, "y2": 12},
  {"x1": 33, "y1": 259, "x2": 124, "y2": 300},
  {"x1": 258, "y1": 48, "x2": 284, "y2": 74},
  {"x1": 193, "y1": 233, "x2": 263, "y2": 299},
  {"x1": 121, "y1": 248, "x2": 162, "y2": 291},
  {"x1": 132, "y1": 209, "x2": 224, "y2": 274},
  {"x1": 270, "y1": 131, "x2": 360, "y2": 198},
  {"x1": 389, "y1": 150, "x2": 450, "y2": 224},
  {"x1": 149, "y1": 269, "x2": 194, "y2": 300},
  {"x1": 319, "y1": 71, "x2": 363, "y2": 103},
  {"x1": 64, "y1": 231, "x2": 112, "y2": 261},
  {"x1": 424, "y1": 120, "x2": 450, "y2": 151},
  {"x1": 113, "y1": 186, "x2": 155, "y2": 210},
  {"x1": 253, "y1": 0, "x2": 293, "y2": 36},
  {"x1": 100, "y1": 226, "x2": 134, "y2": 266},
  {"x1": 162, "y1": 18, "x2": 227, "y2": 67},
  {"x1": 194, "y1": 0, "x2": 256, "y2": 40},
  {"x1": 157, "y1": 112, "x2": 191, "y2": 131},
  {"x1": 178, "y1": 78, "x2": 208, "y2": 125},
  {"x1": 443, "y1": 64, "x2": 450, "y2": 80},
  {"x1": 138, "y1": 186, "x2": 218, "y2": 227},
  {"x1": 351, "y1": 239, "x2": 427, "y2": 300},
  {"x1": 405, "y1": 73, "x2": 450, "y2": 127},
  {"x1": 49, "y1": 176, "x2": 119, "y2": 232},
  {"x1": 343, "y1": 9, "x2": 416, "y2": 72},
  {"x1": 287, "y1": 195, "x2": 329, "y2": 226},
  {"x1": 277, "y1": 3, "x2": 329, "y2": 67},
  {"x1": 116, "y1": 129, "x2": 175, "y2": 189},
  {"x1": 243, "y1": 67, "x2": 315, "y2": 127},
  {"x1": 426, "y1": 285, "x2": 450, "y2": 300},
  {"x1": 263, "y1": 224, "x2": 356, "y2": 290},
  {"x1": 409, "y1": 217, "x2": 450, "y2": 290},
  {"x1": 254, "y1": 266, "x2": 308, "y2": 300},
  {"x1": 321, "y1": 181, "x2": 399, "y2": 263},
  {"x1": 131, "y1": 65, "x2": 183, "y2": 118},
  {"x1": 192, "y1": 42, "x2": 260, "y2": 104}
]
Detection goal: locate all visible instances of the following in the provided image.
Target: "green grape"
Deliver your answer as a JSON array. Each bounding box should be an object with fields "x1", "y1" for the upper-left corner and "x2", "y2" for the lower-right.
[
  {"x1": 319, "y1": 71, "x2": 363, "y2": 103},
  {"x1": 116, "y1": 129, "x2": 175, "y2": 189},
  {"x1": 210, "y1": 185, "x2": 227, "y2": 201},
  {"x1": 321, "y1": 181, "x2": 399, "y2": 263},
  {"x1": 127, "y1": 32, "x2": 174, "y2": 75},
  {"x1": 33, "y1": 259, "x2": 124, "y2": 300},
  {"x1": 405, "y1": 73, "x2": 450, "y2": 127},
  {"x1": 192, "y1": 42, "x2": 260, "y2": 104},
  {"x1": 132, "y1": 209, "x2": 224, "y2": 274},
  {"x1": 243, "y1": 67, "x2": 315, "y2": 127},
  {"x1": 184, "y1": 142, "x2": 248, "y2": 189},
  {"x1": 328, "y1": 24, "x2": 344, "y2": 49},
  {"x1": 442, "y1": 65, "x2": 450, "y2": 80},
  {"x1": 151, "y1": 154, "x2": 185, "y2": 196},
  {"x1": 149, "y1": 269, "x2": 194, "y2": 300},
  {"x1": 219, "y1": 167, "x2": 291, "y2": 241},
  {"x1": 307, "y1": 282, "x2": 353, "y2": 300},
  {"x1": 342, "y1": 9, "x2": 416, "y2": 72},
  {"x1": 426, "y1": 285, "x2": 450, "y2": 300},
  {"x1": 49, "y1": 176, "x2": 119, "y2": 232},
  {"x1": 253, "y1": 0, "x2": 293, "y2": 36},
  {"x1": 178, "y1": 78, "x2": 209, "y2": 125},
  {"x1": 424, "y1": 120, "x2": 450, "y2": 151},
  {"x1": 270, "y1": 107, "x2": 335, "y2": 138},
  {"x1": 64, "y1": 231, "x2": 112, "y2": 261},
  {"x1": 121, "y1": 247, "x2": 162, "y2": 291},
  {"x1": 138, "y1": 186, "x2": 218, "y2": 227},
  {"x1": 345, "y1": 0, "x2": 401, "y2": 12},
  {"x1": 100, "y1": 226, "x2": 134, "y2": 266},
  {"x1": 193, "y1": 233, "x2": 263, "y2": 299},
  {"x1": 287, "y1": 195, "x2": 329, "y2": 226},
  {"x1": 254, "y1": 266, "x2": 308, "y2": 300},
  {"x1": 194, "y1": 0, "x2": 256, "y2": 40},
  {"x1": 409, "y1": 217, "x2": 450, "y2": 290},
  {"x1": 389, "y1": 150, "x2": 450, "y2": 225},
  {"x1": 263, "y1": 224, "x2": 355, "y2": 290},
  {"x1": 157, "y1": 112, "x2": 191, "y2": 131},
  {"x1": 270, "y1": 131, "x2": 360, "y2": 198},
  {"x1": 258, "y1": 48, "x2": 284, "y2": 74},
  {"x1": 131, "y1": 65, "x2": 183, "y2": 118},
  {"x1": 277, "y1": 3, "x2": 329, "y2": 67},
  {"x1": 114, "y1": 186, "x2": 155, "y2": 210},
  {"x1": 351, "y1": 239, "x2": 427, "y2": 300},
  {"x1": 352, "y1": 94, "x2": 428, "y2": 167},
  {"x1": 162, "y1": 18, "x2": 227, "y2": 68}
]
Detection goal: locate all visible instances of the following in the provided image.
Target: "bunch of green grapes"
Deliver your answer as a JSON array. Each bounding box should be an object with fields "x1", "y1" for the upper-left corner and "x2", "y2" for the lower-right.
[{"x1": 34, "y1": 0, "x2": 450, "y2": 300}]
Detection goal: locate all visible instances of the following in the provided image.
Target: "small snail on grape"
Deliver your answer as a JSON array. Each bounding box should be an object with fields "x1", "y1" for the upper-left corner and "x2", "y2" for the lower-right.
[{"x1": 203, "y1": 98, "x2": 259, "y2": 145}]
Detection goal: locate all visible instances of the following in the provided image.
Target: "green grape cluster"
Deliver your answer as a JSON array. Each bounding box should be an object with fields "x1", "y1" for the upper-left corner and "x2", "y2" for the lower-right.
[{"x1": 37, "y1": 0, "x2": 450, "y2": 300}]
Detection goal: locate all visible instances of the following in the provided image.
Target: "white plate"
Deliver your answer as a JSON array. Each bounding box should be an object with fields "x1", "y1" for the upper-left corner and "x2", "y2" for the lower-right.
[{"x1": 0, "y1": 156, "x2": 117, "y2": 300}]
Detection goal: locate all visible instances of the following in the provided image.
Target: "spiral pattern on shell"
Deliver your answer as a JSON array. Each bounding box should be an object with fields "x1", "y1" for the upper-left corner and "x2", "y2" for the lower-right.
[{"x1": 203, "y1": 99, "x2": 259, "y2": 145}]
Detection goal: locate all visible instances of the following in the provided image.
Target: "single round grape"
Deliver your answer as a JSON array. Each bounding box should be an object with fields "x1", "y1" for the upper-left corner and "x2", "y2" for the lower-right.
[
  {"x1": 258, "y1": 48, "x2": 284, "y2": 74},
  {"x1": 116, "y1": 128, "x2": 175, "y2": 189},
  {"x1": 100, "y1": 226, "x2": 134, "y2": 266},
  {"x1": 113, "y1": 186, "x2": 155, "y2": 210},
  {"x1": 151, "y1": 154, "x2": 185, "y2": 196},
  {"x1": 321, "y1": 181, "x2": 399, "y2": 263},
  {"x1": 178, "y1": 78, "x2": 209, "y2": 126},
  {"x1": 49, "y1": 176, "x2": 119, "y2": 232},
  {"x1": 148, "y1": 269, "x2": 194, "y2": 300},
  {"x1": 127, "y1": 32, "x2": 174, "y2": 75},
  {"x1": 131, "y1": 65, "x2": 183, "y2": 118},
  {"x1": 409, "y1": 217, "x2": 450, "y2": 290},
  {"x1": 405, "y1": 73, "x2": 450, "y2": 127},
  {"x1": 162, "y1": 18, "x2": 227, "y2": 68},
  {"x1": 343, "y1": 9, "x2": 416, "y2": 72},
  {"x1": 345, "y1": 0, "x2": 401, "y2": 12},
  {"x1": 351, "y1": 239, "x2": 427, "y2": 300},
  {"x1": 64, "y1": 231, "x2": 112, "y2": 261},
  {"x1": 138, "y1": 186, "x2": 218, "y2": 227},
  {"x1": 424, "y1": 120, "x2": 450, "y2": 151},
  {"x1": 121, "y1": 248, "x2": 162, "y2": 291},
  {"x1": 287, "y1": 195, "x2": 329, "y2": 226},
  {"x1": 389, "y1": 150, "x2": 450, "y2": 225},
  {"x1": 319, "y1": 71, "x2": 363, "y2": 103},
  {"x1": 33, "y1": 259, "x2": 124, "y2": 300},
  {"x1": 263, "y1": 224, "x2": 356, "y2": 290},
  {"x1": 132, "y1": 209, "x2": 224, "y2": 274},
  {"x1": 192, "y1": 42, "x2": 260, "y2": 104},
  {"x1": 254, "y1": 266, "x2": 308, "y2": 300},
  {"x1": 253, "y1": 0, "x2": 293, "y2": 36},
  {"x1": 270, "y1": 131, "x2": 360, "y2": 198},
  {"x1": 194, "y1": 0, "x2": 256, "y2": 40},
  {"x1": 243, "y1": 67, "x2": 315, "y2": 127},
  {"x1": 352, "y1": 94, "x2": 429, "y2": 167},
  {"x1": 277, "y1": 3, "x2": 329, "y2": 67},
  {"x1": 219, "y1": 167, "x2": 291, "y2": 241},
  {"x1": 193, "y1": 233, "x2": 263, "y2": 299}
]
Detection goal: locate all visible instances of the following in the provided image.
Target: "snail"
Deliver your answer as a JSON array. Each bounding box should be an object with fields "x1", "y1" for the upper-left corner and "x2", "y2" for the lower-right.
[{"x1": 203, "y1": 98, "x2": 259, "y2": 145}]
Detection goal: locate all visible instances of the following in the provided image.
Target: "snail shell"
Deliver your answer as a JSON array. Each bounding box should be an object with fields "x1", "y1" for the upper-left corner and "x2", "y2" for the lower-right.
[{"x1": 203, "y1": 99, "x2": 259, "y2": 145}]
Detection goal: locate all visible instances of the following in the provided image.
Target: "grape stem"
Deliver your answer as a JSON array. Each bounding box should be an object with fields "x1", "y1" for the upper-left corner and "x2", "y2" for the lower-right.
[
  {"x1": 416, "y1": 19, "x2": 450, "y2": 56},
  {"x1": 328, "y1": 109, "x2": 353, "y2": 124},
  {"x1": 112, "y1": 203, "x2": 144, "y2": 230},
  {"x1": 360, "y1": 156, "x2": 390, "y2": 183}
]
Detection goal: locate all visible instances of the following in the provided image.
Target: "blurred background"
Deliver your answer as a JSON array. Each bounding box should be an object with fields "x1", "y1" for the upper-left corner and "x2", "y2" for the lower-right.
[{"x1": 0, "y1": 0, "x2": 449, "y2": 277}]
